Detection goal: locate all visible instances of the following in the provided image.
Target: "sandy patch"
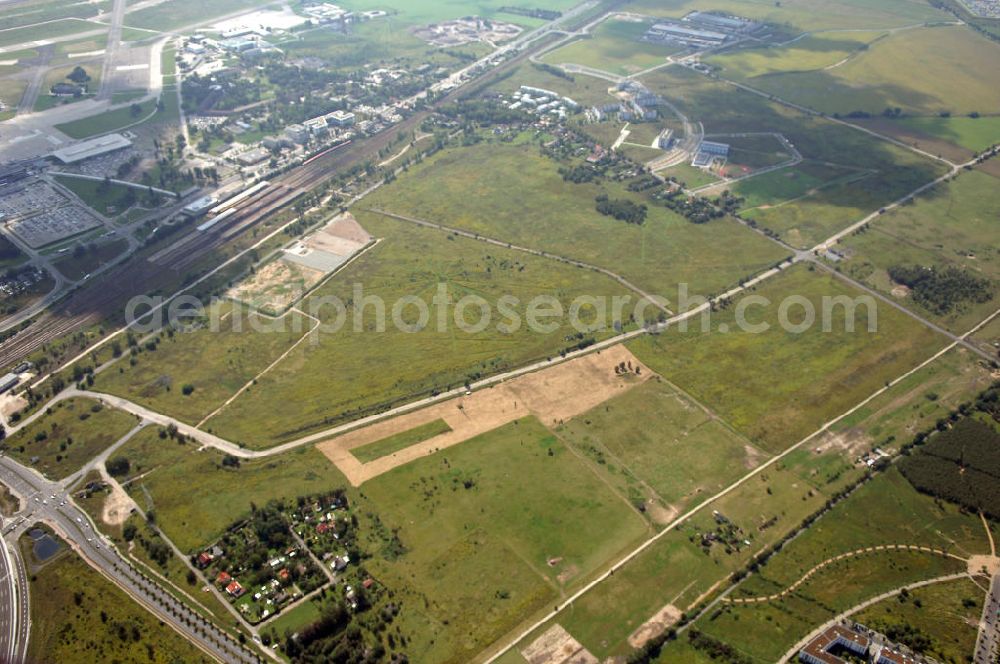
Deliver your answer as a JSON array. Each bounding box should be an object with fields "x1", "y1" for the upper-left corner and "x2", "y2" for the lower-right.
[
  {"x1": 226, "y1": 258, "x2": 324, "y2": 314},
  {"x1": 645, "y1": 500, "x2": 678, "y2": 526},
  {"x1": 968, "y1": 555, "x2": 1000, "y2": 576},
  {"x1": 101, "y1": 478, "x2": 136, "y2": 527},
  {"x1": 316, "y1": 345, "x2": 651, "y2": 485},
  {"x1": 891, "y1": 284, "x2": 910, "y2": 298},
  {"x1": 628, "y1": 604, "x2": 681, "y2": 648},
  {"x1": 521, "y1": 624, "x2": 598, "y2": 664}
]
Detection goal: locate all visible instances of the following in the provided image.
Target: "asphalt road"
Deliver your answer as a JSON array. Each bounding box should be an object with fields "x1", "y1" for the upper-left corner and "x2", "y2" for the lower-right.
[
  {"x1": 975, "y1": 573, "x2": 1000, "y2": 664},
  {"x1": 0, "y1": 515, "x2": 27, "y2": 664},
  {"x1": 0, "y1": 456, "x2": 261, "y2": 663}
]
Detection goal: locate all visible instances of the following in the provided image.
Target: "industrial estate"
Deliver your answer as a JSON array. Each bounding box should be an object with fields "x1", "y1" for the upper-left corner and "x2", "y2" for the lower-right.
[{"x1": 0, "y1": 0, "x2": 998, "y2": 663}]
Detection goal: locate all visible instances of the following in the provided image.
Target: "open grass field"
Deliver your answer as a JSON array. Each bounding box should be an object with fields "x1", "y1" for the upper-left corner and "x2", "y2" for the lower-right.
[
  {"x1": 351, "y1": 417, "x2": 452, "y2": 463},
  {"x1": 95, "y1": 302, "x2": 309, "y2": 426},
  {"x1": 541, "y1": 17, "x2": 683, "y2": 75},
  {"x1": 335, "y1": 0, "x2": 580, "y2": 28},
  {"x1": 733, "y1": 26, "x2": 1000, "y2": 117},
  {"x1": 53, "y1": 238, "x2": 129, "y2": 281},
  {"x1": 897, "y1": 115, "x2": 1000, "y2": 152},
  {"x1": 706, "y1": 31, "x2": 888, "y2": 78},
  {"x1": 25, "y1": 547, "x2": 209, "y2": 664},
  {"x1": 638, "y1": 66, "x2": 947, "y2": 248},
  {"x1": 123, "y1": 0, "x2": 274, "y2": 31},
  {"x1": 362, "y1": 141, "x2": 788, "y2": 298},
  {"x1": 733, "y1": 160, "x2": 868, "y2": 209},
  {"x1": 200, "y1": 212, "x2": 641, "y2": 448},
  {"x1": 124, "y1": 440, "x2": 351, "y2": 553},
  {"x1": 358, "y1": 416, "x2": 650, "y2": 664},
  {"x1": 719, "y1": 133, "x2": 794, "y2": 172},
  {"x1": 628, "y1": 265, "x2": 948, "y2": 454},
  {"x1": 835, "y1": 169, "x2": 1000, "y2": 333},
  {"x1": 0, "y1": 18, "x2": 106, "y2": 50},
  {"x1": 0, "y1": 0, "x2": 109, "y2": 31},
  {"x1": 494, "y1": 60, "x2": 620, "y2": 108},
  {"x1": 973, "y1": 313, "x2": 1000, "y2": 354},
  {"x1": 55, "y1": 89, "x2": 178, "y2": 139},
  {"x1": 826, "y1": 346, "x2": 995, "y2": 454},
  {"x1": 3, "y1": 398, "x2": 138, "y2": 480},
  {"x1": 853, "y1": 577, "x2": 983, "y2": 663},
  {"x1": 0, "y1": 77, "x2": 27, "y2": 118},
  {"x1": 54, "y1": 174, "x2": 142, "y2": 217},
  {"x1": 555, "y1": 377, "x2": 767, "y2": 520},
  {"x1": 622, "y1": 0, "x2": 947, "y2": 31},
  {"x1": 659, "y1": 162, "x2": 722, "y2": 189},
  {"x1": 690, "y1": 468, "x2": 987, "y2": 661}
]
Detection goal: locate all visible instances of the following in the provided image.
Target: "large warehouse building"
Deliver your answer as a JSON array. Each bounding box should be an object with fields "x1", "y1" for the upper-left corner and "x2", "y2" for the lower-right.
[{"x1": 51, "y1": 133, "x2": 132, "y2": 165}]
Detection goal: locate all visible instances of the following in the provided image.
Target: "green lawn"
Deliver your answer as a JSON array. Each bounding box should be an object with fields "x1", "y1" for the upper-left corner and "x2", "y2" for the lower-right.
[
  {"x1": 542, "y1": 17, "x2": 683, "y2": 75},
  {"x1": 0, "y1": 18, "x2": 106, "y2": 49},
  {"x1": 359, "y1": 416, "x2": 650, "y2": 664},
  {"x1": 3, "y1": 398, "x2": 139, "y2": 480},
  {"x1": 351, "y1": 418, "x2": 452, "y2": 463},
  {"x1": 835, "y1": 169, "x2": 1000, "y2": 333},
  {"x1": 54, "y1": 174, "x2": 143, "y2": 216},
  {"x1": 53, "y1": 239, "x2": 129, "y2": 281},
  {"x1": 628, "y1": 265, "x2": 948, "y2": 453},
  {"x1": 55, "y1": 91, "x2": 177, "y2": 139}
]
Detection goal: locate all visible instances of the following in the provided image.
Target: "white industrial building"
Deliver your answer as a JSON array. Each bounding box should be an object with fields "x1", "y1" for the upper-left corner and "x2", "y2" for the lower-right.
[{"x1": 51, "y1": 133, "x2": 132, "y2": 164}]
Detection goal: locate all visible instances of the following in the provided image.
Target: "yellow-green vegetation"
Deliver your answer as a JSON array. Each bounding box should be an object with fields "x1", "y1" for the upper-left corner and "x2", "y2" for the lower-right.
[
  {"x1": 897, "y1": 115, "x2": 1000, "y2": 152},
  {"x1": 660, "y1": 162, "x2": 722, "y2": 189},
  {"x1": 124, "y1": 440, "x2": 350, "y2": 553},
  {"x1": 628, "y1": 265, "x2": 948, "y2": 453},
  {"x1": 3, "y1": 398, "x2": 138, "y2": 479},
  {"x1": 542, "y1": 18, "x2": 682, "y2": 75},
  {"x1": 556, "y1": 377, "x2": 767, "y2": 516},
  {"x1": 973, "y1": 313, "x2": 1000, "y2": 353},
  {"x1": 853, "y1": 577, "x2": 983, "y2": 663},
  {"x1": 96, "y1": 303, "x2": 310, "y2": 425},
  {"x1": 638, "y1": 66, "x2": 947, "y2": 248},
  {"x1": 25, "y1": 546, "x2": 210, "y2": 664},
  {"x1": 0, "y1": 78, "x2": 27, "y2": 119},
  {"x1": 621, "y1": 0, "x2": 947, "y2": 31},
  {"x1": 351, "y1": 418, "x2": 452, "y2": 463},
  {"x1": 691, "y1": 468, "x2": 987, "y2": 662},
  {"x1": 830, "y1": 346, "x2": 995, "y2": 449},
  {"x1": 54, "y1": 174, "x2": 150, "y2": 217},
  {"x1": 836, "y1": 169, "x2": 1000, "y2": 332},
  {"x1": 54, "y1": 239, "x2": 129, "y2": 281},
  {"x1": 363, "y1": 141, "x2": 788, "y2": 297},
  {"x1": 202, "y1": 213, "x2": 641, "y2": 448},
  {"x1": 358, "y1": 417, "x2": 650, "y2": 663},
  {"x1": 54, "y1": 91, "x2": 177, "y2": 139},
  {"x1": 706, "y1": 31, "x2": 887, "y2": 78},
  {"x1": 0, "y1": 18, "x2": 106, "y2": 49},
  {"x1": 731, "y1": 26, "x2": 1000, "y2": 116}
]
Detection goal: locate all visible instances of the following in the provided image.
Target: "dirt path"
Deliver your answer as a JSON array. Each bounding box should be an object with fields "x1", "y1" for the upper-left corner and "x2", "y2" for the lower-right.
[
  {"x1": 316, "y1": 345, "x2": 651, "y2": 485},
  {"x1": 723, "y1": 544, "x2": 967, "y2": 604}
]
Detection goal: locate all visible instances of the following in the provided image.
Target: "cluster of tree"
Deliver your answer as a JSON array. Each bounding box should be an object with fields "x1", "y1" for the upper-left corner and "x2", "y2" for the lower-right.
[
  {"x1": 182, "y1": 74, "x2": 262, "y2": 113},
  {"x1": 686, "y1": 630, "x2": 754, "y2": 664},
  {"x1": 653, "y1": 188, "x2": 737, "y2": 224},
  {"x1": 438, "y1": 99, "x2": 531, "y2": 126},
  {"x1": 500, "y1": 6, "x2": 562, "y2": 20},
  {"x1": 530, "y1": 61, "x2": 574, "y2": 82},
  {"x1": 67, "y1": 66, "x2": 90, "y2": 84},
  {"x1": 887, "y1": 264, "x2": 993, "y2": 315},
  {"x1": 595, "y1": 194, "x2": 647, "y2": 225},
  {"x1": 899, "y1": 417, "x2": 1000, "y2": 519},
  {"x1": 626, "y1": 176, "x2": 660, "y2": 192},
  {"x1": 559, "y1": 164, "x2": 599, "y2": 183}
]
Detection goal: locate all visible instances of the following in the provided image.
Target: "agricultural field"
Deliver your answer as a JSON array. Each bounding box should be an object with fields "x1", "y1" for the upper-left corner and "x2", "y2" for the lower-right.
[
  {"x1": 2, "y1": 398, "x2": 139, "y2": 480},
  {"x1": 358, "y1": 416, "x2": 650, "y2": 663},
  {"x1": 834, "y1": 169, "x2": 1000, "y2": 333},
  {"x1": 628, "y1": 265, "x2": 948, "y2": 454},
  {"x1": 25, "y1": 546, "x2": 209, "y2": 664},
  {"x1": 541, "y1": 17, "x2": 683, "y2": 75},
  {"x1": 361, "y1": 141, "x2": 788, "y2": 299},
  {"x1": 727, "y1": 26, "x2": 1000, "y2": 117},
  {"x1": 200, "y1": 212, "x2": 646, "y2": 448},
  {"x1": 638, "y1": 66, "x2": 947, "y2": 247}
]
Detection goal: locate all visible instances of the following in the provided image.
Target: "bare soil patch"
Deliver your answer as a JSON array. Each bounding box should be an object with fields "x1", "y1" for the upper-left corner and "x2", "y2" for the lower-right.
[
  {"x1": 101, "y1": 478, "x2": 136, "y2": 527},
  {"x1": 521, "y1": 624, "x2": 598, "y2": 664},
  {"x1": 226, "y1": 258, "x2": 324, "y2": 315},
  {"x1": 316, "y1": 345, "x2": 651, "y2": 485},
  {"x1": 628, "y1": 604, "x2": 681, "y2": 649}
]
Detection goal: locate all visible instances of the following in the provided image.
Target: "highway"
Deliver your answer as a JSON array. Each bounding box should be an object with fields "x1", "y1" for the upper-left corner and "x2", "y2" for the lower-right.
[
  {"x1": 975, "y1": 572, "x2": 1000, "y2": 664},
  {"x1": 0, "y1": 511, "x2": 27, "y2": 664},
  {"x1": 0, "y1": 456, "x2": 261, "y2": 663}
]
